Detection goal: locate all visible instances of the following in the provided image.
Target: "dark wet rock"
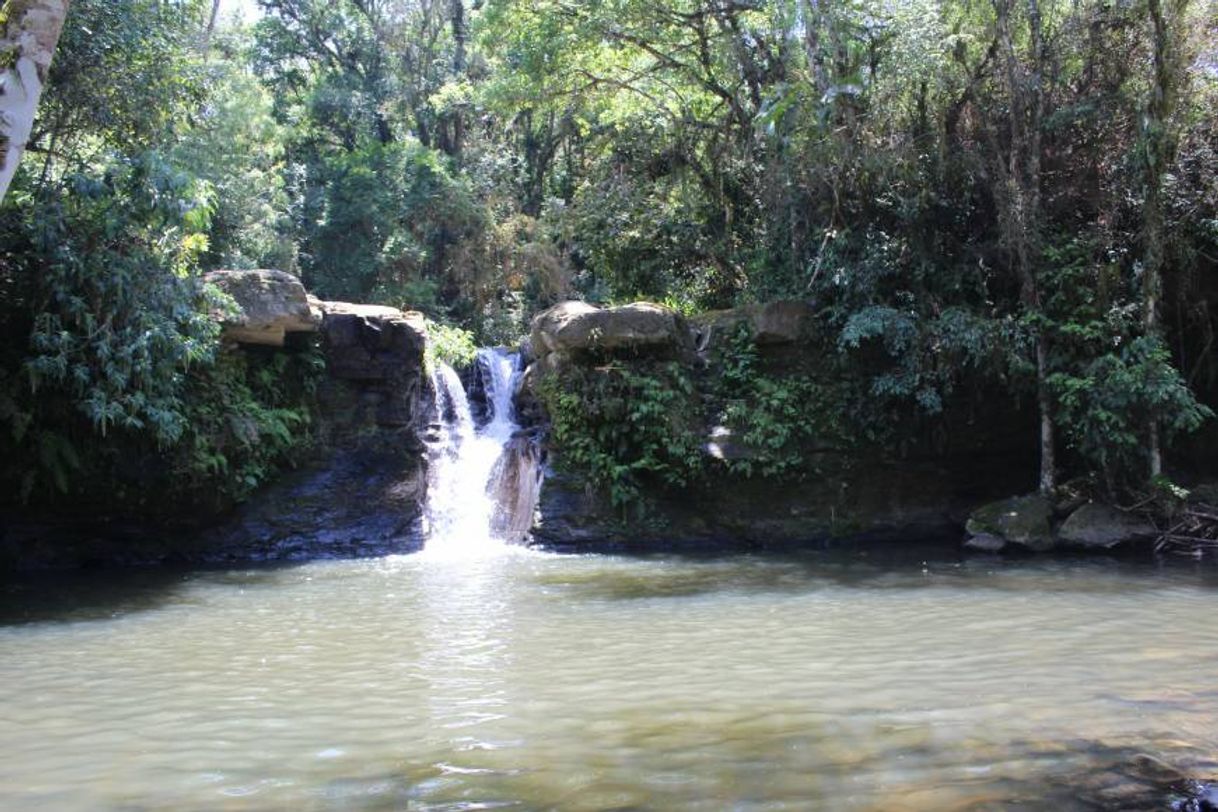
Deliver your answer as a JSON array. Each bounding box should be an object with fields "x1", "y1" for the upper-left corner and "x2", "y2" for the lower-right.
[
  {"x1": 192, "y1": 301, "x2": 434, "y2": 562},
  {"x1": 531, "y1": 463, "x2": 962, "y2": 552},
  {"x1": 320, "y1": 302, "x2": 427, "y2": 383},
  {"x1": 963, "y1": 532, "x2": 1008, "y2": 552},
  {"x1": 199, "y1": 444, "x2": 427, "y2": 562},
  {"x1": 197, "y1": 301, "x2": 436, "y2": 561},
  {"x1": 1174, "y1": 781, "x2": 1218, "y2": 812},
  {"x1": 0, "y1": 518, "x2": 191, "y2": 570},
  {"x1": 965, "y1": 494, "x2": 1055, "y2": 552},
  {"x1": 316, "y1": 302, "x2": 429, "y2": 437},
  {"x1": 489, "y1": 434, "x2": 545, "y2": 544},
  {"x1": 1058, "y1": 503, "x2": 1156, "y2": 550},
  {"x1": 205, "y1": 269, "x2": 321, "y2": 347}
]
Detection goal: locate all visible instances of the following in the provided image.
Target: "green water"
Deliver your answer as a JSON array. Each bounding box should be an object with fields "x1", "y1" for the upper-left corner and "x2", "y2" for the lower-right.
[{"x1": 1, "y1": 546, "x2": 1216, "y2": 810}]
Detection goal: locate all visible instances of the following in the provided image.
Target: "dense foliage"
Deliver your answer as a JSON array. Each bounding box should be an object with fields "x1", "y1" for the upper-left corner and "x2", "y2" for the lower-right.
[
  {"x1": 1, "y1": 0, "x2": 1217, "y2": 515},
  {"x1": 537, "y1": 361, "x2": 705, "y2": 511}
]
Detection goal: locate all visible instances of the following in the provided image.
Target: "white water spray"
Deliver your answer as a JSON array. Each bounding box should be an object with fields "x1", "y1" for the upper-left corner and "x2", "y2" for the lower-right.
[{"x1": 423, "y1": 348, "x2": 534, "y2": 558}]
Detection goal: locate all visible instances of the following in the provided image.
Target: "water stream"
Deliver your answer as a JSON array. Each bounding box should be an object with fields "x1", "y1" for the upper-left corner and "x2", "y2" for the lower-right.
[{"x1": 425, "y1": 348, "x2": 538, "y2": 558}]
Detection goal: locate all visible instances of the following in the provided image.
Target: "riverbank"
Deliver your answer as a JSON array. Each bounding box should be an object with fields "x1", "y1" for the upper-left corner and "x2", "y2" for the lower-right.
[{"x1": 4, "y1": 290, "x2": 1217, "y2": 570}]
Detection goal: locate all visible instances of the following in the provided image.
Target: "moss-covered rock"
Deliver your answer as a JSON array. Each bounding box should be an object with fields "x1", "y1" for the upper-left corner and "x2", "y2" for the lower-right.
[
  {"x1": 965, "y1": 494, "x2": 1055, "y2": 552},
  {"x1": 690, "y1": 300, "x2": 818, "y2": 350},
  {"x1": 1057, "y1": 503, "x2": 1155, "y2": 549}
]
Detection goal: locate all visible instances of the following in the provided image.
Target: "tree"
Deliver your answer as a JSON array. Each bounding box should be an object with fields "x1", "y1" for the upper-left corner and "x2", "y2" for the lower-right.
[
  {"x1": 990, "y1": 0, "x2": 1056, "y2": 494},
  {"x1": 0, "y1": 0, "x2": 69, "y2": 202},
  {"x1": 1141, "y1": 0, "x2": 1192, "y2": 478}
]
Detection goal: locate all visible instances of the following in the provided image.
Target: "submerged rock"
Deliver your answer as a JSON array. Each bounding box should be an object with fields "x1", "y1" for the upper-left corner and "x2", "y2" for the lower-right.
[
  {"x1": 965, "y1": 494, "x2": 1055, "y2": 552},
  {"x1": 1175, "y1": 781, "x2": 1218, "y2": 812},
  {"x1": 963, "y1": 532, "x2": 1008, "y2": 553},
  {"x1": 205, "y1": 269, "x2": 321, "y2": 347},
  {"x1": 1058, "y1": 502, "x2": 1156, "y2": 550}
]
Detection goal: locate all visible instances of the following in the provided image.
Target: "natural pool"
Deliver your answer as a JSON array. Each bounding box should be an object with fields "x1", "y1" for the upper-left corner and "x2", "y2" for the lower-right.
[{"x1": 1, "y1": 545, "x2": 1216, "y2": 811}]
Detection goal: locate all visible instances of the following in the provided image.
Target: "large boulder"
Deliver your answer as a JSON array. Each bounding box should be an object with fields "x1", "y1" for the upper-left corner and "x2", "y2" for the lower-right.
[
  {"x1": 318, "y1": 302, "x2": 429, "y2": 432},
  {"x1": 965, "y1": 493, "x2": 1055, "y2": 552},
  {"x1": 205, "y1": 269, "x2": 321, "y2": 347},
  {"x1": 321, "y1": 302, "x2": 427, "y2": 382},
  {"x1": 691, "y1": 300, "x2": 818, "y2": 351},
  {"x1": 530, "y1": 301, "x2": 694, "y2": 360},
  {"x1": 1057, "y1": 502, "x2": 1156, "y2": 550},
  {"x1": 201, "y1": 302, "x2": 433, "y2": 561}
]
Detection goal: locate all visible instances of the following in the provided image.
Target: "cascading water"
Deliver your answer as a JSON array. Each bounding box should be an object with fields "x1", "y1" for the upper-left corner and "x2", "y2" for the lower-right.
[{"x1": 423, "y1": 348, "x2": 542, "y2": 557}]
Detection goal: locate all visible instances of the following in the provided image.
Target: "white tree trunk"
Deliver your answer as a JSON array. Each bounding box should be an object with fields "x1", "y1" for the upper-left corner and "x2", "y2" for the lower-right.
[{"x1": 0, "y1": 0, "x2": 70, "y2": 203}]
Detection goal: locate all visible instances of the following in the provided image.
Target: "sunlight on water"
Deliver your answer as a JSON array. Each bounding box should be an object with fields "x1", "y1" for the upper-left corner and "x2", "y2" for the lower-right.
[{"x1": 1, "y1": 550, "x2": 1216, "y2": 811}]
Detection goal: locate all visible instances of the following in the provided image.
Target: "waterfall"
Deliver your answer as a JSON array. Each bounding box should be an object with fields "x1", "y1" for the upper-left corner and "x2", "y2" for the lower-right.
[{"x1": 423, "y1": 348, "x2": 542, "y2": 557}]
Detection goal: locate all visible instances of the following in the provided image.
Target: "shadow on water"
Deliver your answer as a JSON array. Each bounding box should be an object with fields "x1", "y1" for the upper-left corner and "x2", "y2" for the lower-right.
[
  {"x1": 0, "y1": 560, "x2": 334, "y2": 627},
  {"x1": 530, "y1": 539, "x2": 1218, "y2": 602},
  {"x1": 4, "y1": 537, "x2": 1217, "y2": 623}
]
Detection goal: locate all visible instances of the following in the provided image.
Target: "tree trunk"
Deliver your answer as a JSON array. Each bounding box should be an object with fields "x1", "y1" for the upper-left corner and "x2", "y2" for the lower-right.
[
  {"x1": 450, "y1": 0, "x2": 466, "y2": 74},
  {"x1": 203, "y1": 0, "x2": 222, "y2": 52},
  {"x1": 444, "y1": 0, "x2": 466, "y2": 159},
  {"x1": 801, "y1": 0, "x2": 829, "y2": 97},
  {"x1": 0, "y1": 0, "x2": 70, "y2": 204},
  {"x1": 1036, "y1": 339, "x2": 1056, "y2": 493},
  {"x1": 1142, "y1": 0, "x2": 1190, "y2": 481},
  {"x1": 995, "y1": 0, "x2": 1055, "y2": 494}
]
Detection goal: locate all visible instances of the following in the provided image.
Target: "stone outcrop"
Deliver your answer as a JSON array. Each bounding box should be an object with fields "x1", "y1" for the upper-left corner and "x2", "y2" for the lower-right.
[
  {"x1": 530, "y1": 301, "x2": 694, "y2": 369},
  {"x1": 691, "y1": 300, "x2": 817, "y2": 350},
  {"x1": 205, "y1": 269, "x2": 321, "y2": 347},
  {"x1": 199, "y1": 300, "x2": 432, "y2": 562},
  {"x1": 523, "y1": 297, "x2": 1040, "y2": 553},
  {"x1": 1057, "y1": 503, "x2": 1156, "y2": 550},
  {"x1": 317, "y1": 302, "x2": 429, "y2": 434},
  {"x1": 532, "y1": 466, "x2": 964, "y2": 552},
  {"x1": 964, "y1": 494, "x2": 1055, "y2": 552}
]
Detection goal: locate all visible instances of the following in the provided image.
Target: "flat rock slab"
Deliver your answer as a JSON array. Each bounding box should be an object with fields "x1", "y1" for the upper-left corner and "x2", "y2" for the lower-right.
[
  {"x1": 692, "y1": 300, "x2": 818, "y2": 349},
  {"x1": 205, "y1": 269, "x2": 320, "y2": 347},
  {"x1": 531, "y1": 300, "x2": 693, "y2": 358}
]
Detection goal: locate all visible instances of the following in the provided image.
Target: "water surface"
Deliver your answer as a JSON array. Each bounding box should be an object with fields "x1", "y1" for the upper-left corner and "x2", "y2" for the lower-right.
[{"x1": 2, "y1": 546, "x2": 1216, "y2": 810}]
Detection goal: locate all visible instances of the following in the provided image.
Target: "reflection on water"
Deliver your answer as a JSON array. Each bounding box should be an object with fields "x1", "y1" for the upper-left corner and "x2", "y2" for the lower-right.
[{"x1": 1, "y1": 546, "x2": 1216, "y2": 810}]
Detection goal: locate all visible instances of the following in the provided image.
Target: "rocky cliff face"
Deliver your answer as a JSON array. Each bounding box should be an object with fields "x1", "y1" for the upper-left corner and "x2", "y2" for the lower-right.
[
  {"x1": 2, "y1": 271, "x2": 438, "y2": 569},
  {"x1": 200, "y1": 275, "x2": 433, "y2": 562},
  {"x1": 523, "y1": 299, "x2": 1036, "y2": 551}
]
